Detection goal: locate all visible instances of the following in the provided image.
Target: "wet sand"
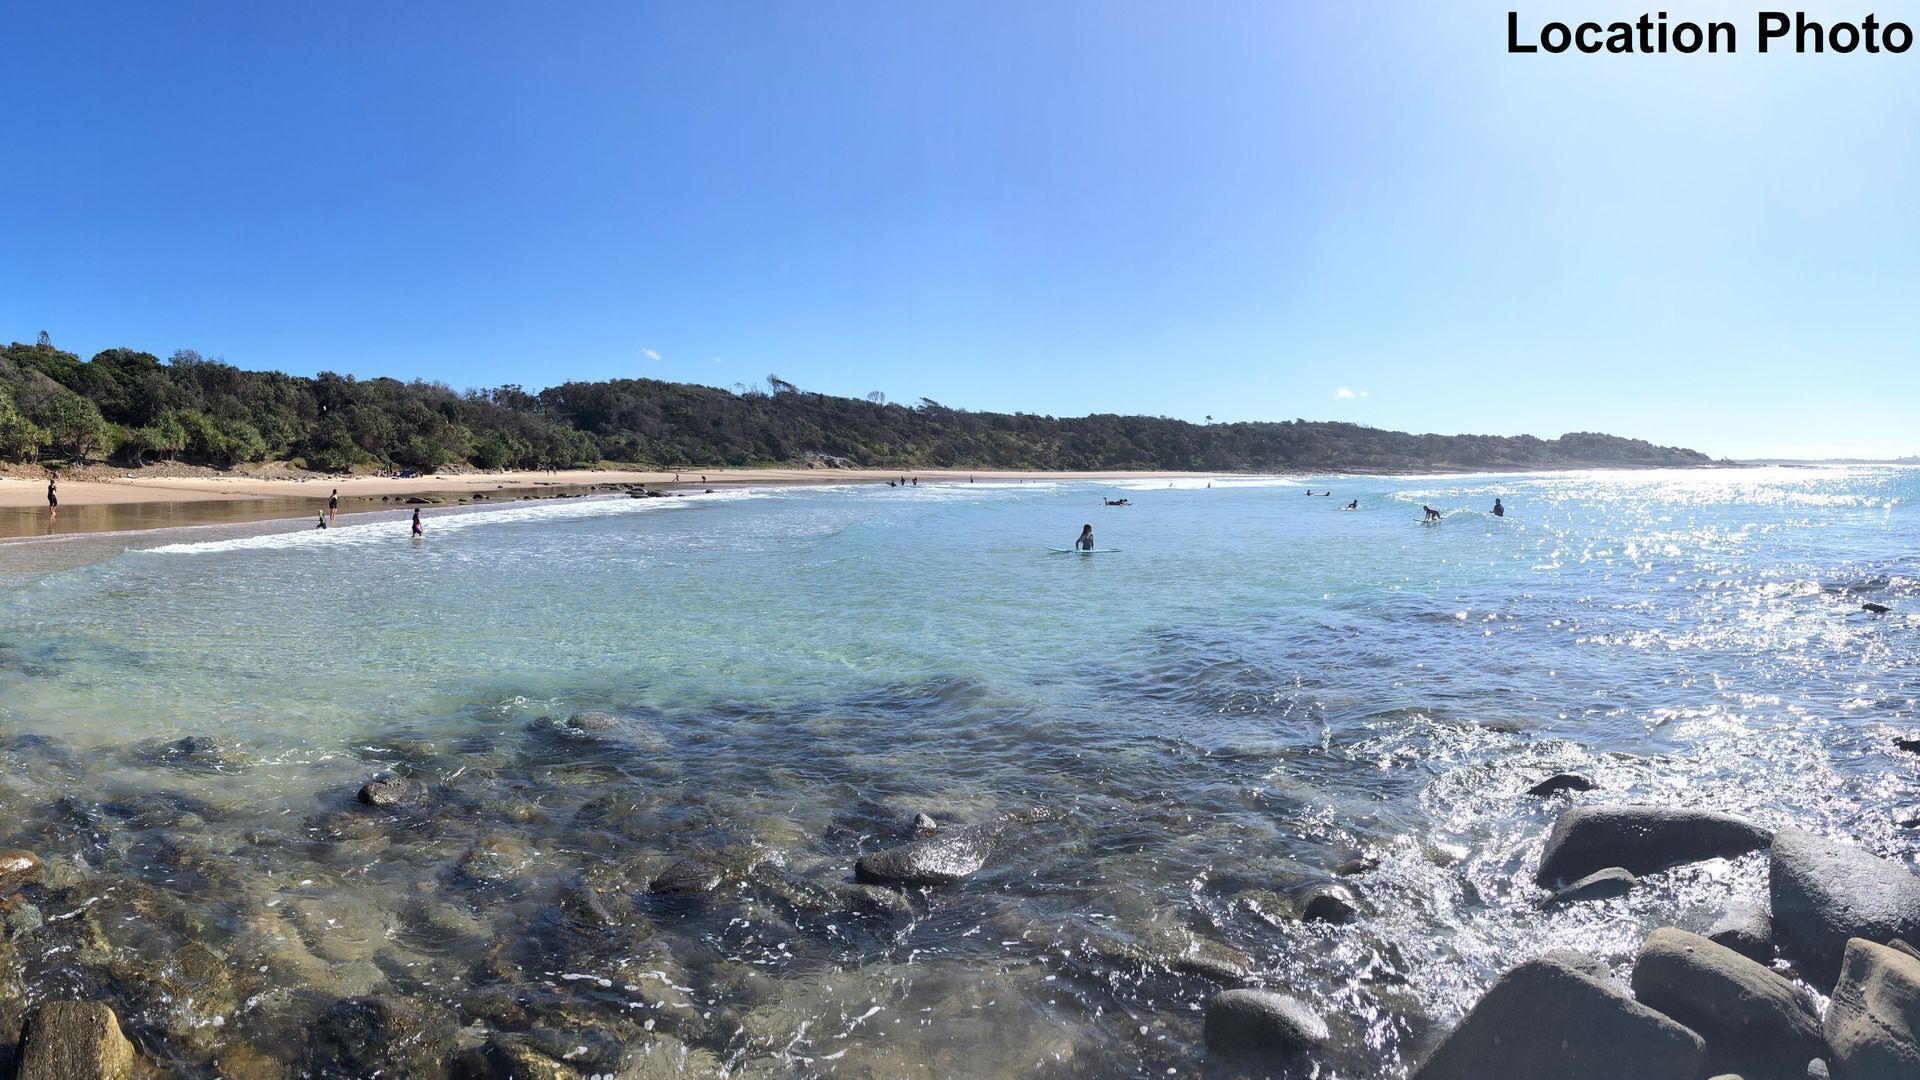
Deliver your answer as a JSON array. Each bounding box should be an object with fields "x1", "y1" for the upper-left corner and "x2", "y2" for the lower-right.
[{"x1": 0, "y1": 467, "x2": 1202, "y2": 540}]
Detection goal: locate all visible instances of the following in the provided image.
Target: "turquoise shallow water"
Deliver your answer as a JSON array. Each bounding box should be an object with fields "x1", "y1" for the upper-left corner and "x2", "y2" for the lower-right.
[{"x1": 0, "y1": 468, "x2": 1915, "y2": 1076}]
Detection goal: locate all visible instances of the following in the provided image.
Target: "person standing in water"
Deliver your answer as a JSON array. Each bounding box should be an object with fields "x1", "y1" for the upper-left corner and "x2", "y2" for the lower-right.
[
  {"x1": 46, "y1": 474, "x2": 57, "y2": 517},
  {"x1": 1075, "y1": 524, "x2": 1096, "y2": 551},
  {"x1": 315, "y1": 513, "x2": 329, "y2": 529},
  {"x1": 1491, "y1": 498, "x2": 1505, "y2": 517},
  {"x1": 411, "y1": 508, "x2": 423, "y2": 537},
  {"x1": 328, "y1": 488, "x2": 339, "y2": 519}
]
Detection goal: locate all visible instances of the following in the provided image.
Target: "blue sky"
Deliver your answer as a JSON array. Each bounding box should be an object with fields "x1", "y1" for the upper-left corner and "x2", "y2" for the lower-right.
[{"x1": 3, "y1": 2, "x2": 1915, "y2": 459}]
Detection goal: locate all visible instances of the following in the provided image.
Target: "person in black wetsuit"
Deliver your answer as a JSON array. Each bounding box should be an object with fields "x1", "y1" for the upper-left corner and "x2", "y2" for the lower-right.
[
  {"x1": 328, "y1": 488, "x2": 339, "y2": 517},
  {"x1": 411, "y1": 508, "x2": 423, "y2": 537},
  {"x1": 1075, "y1": 524, "x2": 1096, "y2": 551},
  {"x1": 46, "y1": 475, "x2": 57, "y2": 515},
  {"x1": 1491, "y1": 498, "x2": 1505, "y2": 517},
  {"x1": 1346, "y1": 500, "x2": 1358, "y2": 509}
]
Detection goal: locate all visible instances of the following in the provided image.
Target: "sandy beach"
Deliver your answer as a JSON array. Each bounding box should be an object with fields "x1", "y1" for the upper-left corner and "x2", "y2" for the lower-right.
[{"x1": 0, "y1": 466, "x2": 1210, "y2": 536}]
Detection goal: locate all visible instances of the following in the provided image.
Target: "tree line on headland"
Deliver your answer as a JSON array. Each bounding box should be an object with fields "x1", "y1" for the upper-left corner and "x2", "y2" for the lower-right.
[{"x1": 0, "y1": 336, "x2": 1713, "y2": 473}]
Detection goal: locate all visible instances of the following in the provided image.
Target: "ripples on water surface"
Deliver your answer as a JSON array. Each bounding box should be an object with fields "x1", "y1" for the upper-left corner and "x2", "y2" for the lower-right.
[{"x1": 0, "y1": 468, "x2": 1915, "y2": 1076}]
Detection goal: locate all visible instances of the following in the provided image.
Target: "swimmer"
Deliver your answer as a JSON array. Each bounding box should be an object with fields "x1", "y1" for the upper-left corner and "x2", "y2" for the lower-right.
[
  {"x1": 1491, "y1": 498, "x2": 1505, "y2": 517},
  {"x1": 1075, "y1": 524, "x2": 1096, "y2": 551}
]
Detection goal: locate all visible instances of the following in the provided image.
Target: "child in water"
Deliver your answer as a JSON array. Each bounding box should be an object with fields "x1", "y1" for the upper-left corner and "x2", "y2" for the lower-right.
[
  {"x1": 1075, "y1": 524, "x2": 1096, "y2": 550},
  {"x1": 315, "y1": 513, "x2": 328, "y2": 529},
  {"x1": 411, "y1": 508, "x2": 423, "y2": 536}
]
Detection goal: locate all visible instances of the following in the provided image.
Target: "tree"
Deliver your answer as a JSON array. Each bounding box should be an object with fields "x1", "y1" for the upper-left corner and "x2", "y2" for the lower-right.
[
  {"x1": 0, "y1": 390, "x2": 49, "y2": 462},
  {"x1": 867, "y1": 391, "x2": 886, "y2": 404},
  {"x1": 33, "y1": 391, "x2": 113, "y2": 461}
]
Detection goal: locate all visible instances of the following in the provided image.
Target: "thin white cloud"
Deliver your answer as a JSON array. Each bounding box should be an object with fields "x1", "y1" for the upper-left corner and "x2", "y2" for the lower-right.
[
  {"x1": 1333, "y1": 387, "x2": 1370, "y2": 400},
  {"x1": 642, "y1": 347, "x2": 661, "y2": 361},
  {"x1": 711, "y1": 357, "x2": 723, "y2": 364}
]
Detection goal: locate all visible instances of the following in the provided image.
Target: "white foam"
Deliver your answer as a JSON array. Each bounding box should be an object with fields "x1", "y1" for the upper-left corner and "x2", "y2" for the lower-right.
[{"x1": 136, "y1": 489, "x2": 766, "y2": 555}]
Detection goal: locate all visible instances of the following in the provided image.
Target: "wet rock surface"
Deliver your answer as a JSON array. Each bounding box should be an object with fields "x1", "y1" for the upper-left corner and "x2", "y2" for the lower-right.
[
  {"x1": 18, "y1": 1001, "x2": 136, "y2": 1080},
  {"x1": 1203, "y1": 988, "x2": 1329, "y2": 1057},
  {"x1": 1824, "y1": 937, "x2": 1920, "y2": 1080},
  {"x1": 1769, "y1": 826, "x2": 1920, "y2": 984},
  {"x1": 1546, "y1": 866, "x2": 1636, "y2": 906},
  {"x1": 1629, "y1": 928, "x2": 1823, "y2": 1080},
  {"x1": 1535, "y1": 805, "x2": 1773, "y2": 887},
  {"x1": 1412, "y1": 953, "x2": 1705, "y2": 1080}
]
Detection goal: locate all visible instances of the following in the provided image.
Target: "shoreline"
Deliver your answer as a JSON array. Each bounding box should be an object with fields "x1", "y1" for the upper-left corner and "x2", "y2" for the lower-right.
[{"x1": 0, "y1": 467, "x2": 1213, "y2": 541}]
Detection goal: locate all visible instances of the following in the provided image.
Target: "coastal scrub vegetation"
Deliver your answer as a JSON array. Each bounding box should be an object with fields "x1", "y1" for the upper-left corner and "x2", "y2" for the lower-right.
[{"x1": 0, "y1": 336, "x2": 1713, "y2": 473}]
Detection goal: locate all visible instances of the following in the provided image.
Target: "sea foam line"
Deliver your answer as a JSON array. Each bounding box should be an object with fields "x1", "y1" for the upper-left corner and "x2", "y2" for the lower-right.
[{"x1": 135, "y1": 489, "x2": 767, "y2": 555}]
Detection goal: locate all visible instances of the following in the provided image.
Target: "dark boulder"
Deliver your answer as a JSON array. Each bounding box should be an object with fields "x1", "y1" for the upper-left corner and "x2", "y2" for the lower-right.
[
  {"x1": 357, "y1": 777, "x2": 422, "y2": 808},
  {"x1": 1630, "y1": 928, "x2": 1823, "y2": 1080},
  {"x1": 648, "y1": 858, "x2": 729, "y2": 896},
  {"x1": 1824, "y1": 937, "x2": 1920, "y2": 1079},
  {"x1": 1203, "y1": 988, "x2": 1329, "y2": 1058},
  {"x1": 1546, "y1": 867, "x2": 1636, "y2": 907},
  {"x1": 1706, "y1": 902, "x2": 1774, "y2": 965},
  {"x1": 1412, "y1": 953, "x2": 1704, "y2": 1080},
  {"x1": 1769, "y1": 827, "x2": 1920, "y2": 985},
  {"x1": 855, "y1": 824, "x2": 1005, "y2": 887},
  {"x1": 1528, "y1": 773, "x2": 1597, "y2": 797},
  {"x1": 308, "y1": 995, "x2": 459, "y2": 1079},
  {"x1": 1300, "y1": 883, "x2": 1360, "y2": 924},
  {"x1": 1535, "y1": 805, "x2": 1771, "y2": 887}
]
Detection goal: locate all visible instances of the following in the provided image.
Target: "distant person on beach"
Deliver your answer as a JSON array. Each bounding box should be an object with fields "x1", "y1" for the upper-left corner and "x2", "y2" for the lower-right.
[
  {"x1": 328, "y1": 488, "x2": 339, "y2": 517},
  {"x1": 1491, "y1": 498, "x2": 1505, "y2": 517},
  {"x1": 1075, "y1": 524, "x2": 1096, "y2": 551},
  {"x1": 411, "y1": 508, "x2": 423, "y2": 537},
  {"x1": 46, "y1": 475, "x2": 57, "y2": 515},
  {"x1": 911, "y1": 477, "x2": 917, "y2": 486}
]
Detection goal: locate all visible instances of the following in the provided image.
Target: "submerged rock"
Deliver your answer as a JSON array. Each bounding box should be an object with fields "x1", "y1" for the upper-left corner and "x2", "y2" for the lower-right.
[
  {"x1": 1527, "y1": 772, "x2": 1597, "y2": 797},
  {"x1": 1769, "y1": 827, "x2": 1920, "y2": 984},
  {"x1": 308, "y1": 994, "x2": 459, "y2": 1079},
  {"x1": 855, "y1": 824, "x2": 1004, "y2": 887},
  {"x1": 1706, "y1": 902, "x2": 1775, "y2": 965},
  {"x1": 1630, "y1": 928, "x2": 1823, "y2": 1080},
  {"x1": 1546, "y1": 866, "x2": 1636, "y2": 907},
  {"x1": 1203, "y1": 988, "x2": 1329, "y2": 1058},
  {"x1": 18, "y1": 1001, "x2": 137, "y2": 1080},
  {"x1": 1824, "y1": 937, "x2": 1920, "y2": 1079},
  {"x1": 1300, "y1": 883, "x2": 1360, "y2": 924},
  {"x1": 913, "y1": 812, "x2": 938, "y2": 833},
  {"x1": 1535, "y1": 805, "x2": 1771, "y2": 887},
  {"x1": 1334, "y1": 856, "x2": 1379, "y2": 877},
  {"x1": 131, "y1": 734, "x2": 255, "y2": 771},
  {"x1": 1412, "y1": 953, "x2": 1705, "y2": 1080},
  {"x1": 648, "y1": 858, "x2": 729, "y2": 896},
  {"x1": 357, "y1": 777, "x2": 422, "y2": 808},
  {"x1": 0, "y1": 848, "x2": 44, "y2": 890}
]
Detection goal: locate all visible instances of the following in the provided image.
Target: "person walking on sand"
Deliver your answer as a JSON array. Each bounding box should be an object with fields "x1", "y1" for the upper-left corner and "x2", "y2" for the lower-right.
[
  {"x1": 1075, "y1": 524, "x2": 1096, "y2": 551},
  {"x1": 411, "y1": 508, "x2": 423, "y2": 537}
]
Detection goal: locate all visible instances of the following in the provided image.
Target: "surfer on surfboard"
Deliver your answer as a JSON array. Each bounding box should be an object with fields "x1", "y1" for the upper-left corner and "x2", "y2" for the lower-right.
[{"x1": 1075, "y1": 524, "x2": 1096, "y2": 551}]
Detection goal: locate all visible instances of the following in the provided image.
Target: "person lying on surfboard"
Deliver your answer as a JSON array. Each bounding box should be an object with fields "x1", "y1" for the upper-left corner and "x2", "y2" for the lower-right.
[{"x1": 1075, "y1": 524, "x2": 1096, "y2": 551}]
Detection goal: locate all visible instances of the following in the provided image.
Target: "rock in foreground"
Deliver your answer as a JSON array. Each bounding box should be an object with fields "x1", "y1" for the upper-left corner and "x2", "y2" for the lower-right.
[
  {"x1": 1203, "y1": 988, "x2": 1329, "y2": 1058},
  {"x1": 1629, "y1": 928, "x2": 1822, "y2": 1080},
  {"x1": 1769, "y1": 827, "x2": 1920, "y2": 985},
  {"x1": 1824, "y1": 937, "x2": 1920, "y2": 1079},
  {"x1": 1535, "y1": 805, "x2": 1771, "y2": 887},
  {"x1": 18, "y1": 1001, "x2": 137, "y2": 1080},
  {"x1": 856, "y1": 823, "x2": 1007, "y2": 886},
  {"x1": 1413, "y1": 953, "x2": 1705, "y2": 1080}
]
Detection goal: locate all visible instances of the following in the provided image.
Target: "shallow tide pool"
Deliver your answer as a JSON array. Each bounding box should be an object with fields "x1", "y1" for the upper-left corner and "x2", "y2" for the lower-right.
[{"x1": 0, "y1": 467, "x2": 1915, "y2": 1076}]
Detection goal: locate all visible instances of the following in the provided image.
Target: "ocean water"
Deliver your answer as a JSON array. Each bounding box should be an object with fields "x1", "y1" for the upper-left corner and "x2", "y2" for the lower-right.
[{"x1": 0, "y1": 467, "x2": 1915, "y2": 1076}]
